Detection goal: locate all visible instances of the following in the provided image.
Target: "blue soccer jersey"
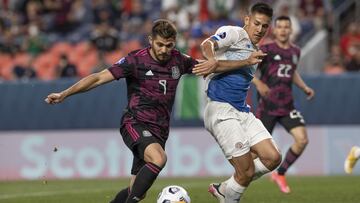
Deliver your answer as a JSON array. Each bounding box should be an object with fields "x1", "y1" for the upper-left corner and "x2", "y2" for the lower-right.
[{"x1": 206, "y1": 26, "x2": 258, "y2": 112}]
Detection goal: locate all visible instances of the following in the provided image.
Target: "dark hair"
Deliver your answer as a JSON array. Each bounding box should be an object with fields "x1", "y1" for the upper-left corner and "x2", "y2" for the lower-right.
[
  {"x1": 250, "y1": 2, "x2": 273, "y2": 18},
  {"x1": 151, "y1": 19, "x2": 177, "y2": 39},
  {"x1": 275, "y1": 15, "x2": 292, "y2": 24}
]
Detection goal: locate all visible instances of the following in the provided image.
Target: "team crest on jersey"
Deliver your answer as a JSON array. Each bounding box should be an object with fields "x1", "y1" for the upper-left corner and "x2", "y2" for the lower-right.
[
  {"x1": 292, "y1": 54, "x2": 298, "y2": 64},
  {"x1": 171, "y1": 66, "x2": 180, "y2": 79},
  {"x1": 142, "y1": 130, "x2": 152, "y2": 137}
]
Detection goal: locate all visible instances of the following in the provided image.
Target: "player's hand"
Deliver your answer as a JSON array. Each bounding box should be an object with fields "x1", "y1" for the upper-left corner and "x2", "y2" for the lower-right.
[
  {"x1": 192, "y1": 58, "x2": 218, "y2": 77},
  {"x1": 45, "y1": 92, "x2": 66, "y2": 105},
  {"x1": 247, "y1": 51, "x2": 267, "y2": 65},
  {"x1": 303, "y1": 86, "x2": 315, "y2": 100},
  {"x1": 256, "y1": 82, "x2": 270, "y2": 98}
]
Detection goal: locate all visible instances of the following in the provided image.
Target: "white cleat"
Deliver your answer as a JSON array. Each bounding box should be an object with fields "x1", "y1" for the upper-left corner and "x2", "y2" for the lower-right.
[{"x1": 345, "y1": 146, "x2": 359, "y2": 174}]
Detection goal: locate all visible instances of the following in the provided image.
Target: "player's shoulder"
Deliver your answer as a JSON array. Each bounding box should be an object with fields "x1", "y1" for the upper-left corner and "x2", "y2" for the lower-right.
[
  {"x1": 259, "y1": 42, "x2": 276, "y2": 52},
  {"x1": 171, "y1": 49, "x2": 194, "y2": 60},
  {"x1": 219, "y1": 25, "x2": 244, "y2": 31},
  {"x1": 128, "y1": 47, "x2": 149, "y2": 57},
  {"x1": 216, "y1": 25, "x2": 245, "y2": 36},
  {"x1": 290, "y1": 43, "x2": 301, "y2": 53},
  {"x1": 170, "y1": 49, "x2": 181, "y2": 56},
  {"x1": 120, "y1": 47, "x2": 149, "y2": 64}
]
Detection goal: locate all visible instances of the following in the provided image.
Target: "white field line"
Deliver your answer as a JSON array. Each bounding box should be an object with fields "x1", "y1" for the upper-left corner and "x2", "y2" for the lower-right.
[{"x1": 0, "y1": 182, "x2": 205, "y2": 200}]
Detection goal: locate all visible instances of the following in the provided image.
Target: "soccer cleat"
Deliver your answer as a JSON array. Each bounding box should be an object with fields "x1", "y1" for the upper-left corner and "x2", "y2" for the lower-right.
[
  {"x1": 270, "y1": 172, "x2": 291, "y2": 194},
  {"x1": 208, "y1": 183, "x2": 225, "y2": 203},
  {"x1": 344, "y1": 146, "x2": 359, "y2": 174}
]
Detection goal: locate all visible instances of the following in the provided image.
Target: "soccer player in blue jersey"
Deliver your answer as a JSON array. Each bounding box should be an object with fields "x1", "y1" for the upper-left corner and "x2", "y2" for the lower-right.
[
  {"x1": 253, "y1": 16, "x2": 315, "y2": 193},
  {"x1": 45, "y1": 19, "x2": 200, "y2": 203},
  {"x1": 193, "y1": 3, "x2": 281, "y2": 203}
]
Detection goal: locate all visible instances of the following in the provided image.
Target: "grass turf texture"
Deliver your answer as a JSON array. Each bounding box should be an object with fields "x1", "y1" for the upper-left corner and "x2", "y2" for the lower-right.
[{"x1": 0, "y1": 176, "x2": 359, "y2": 203}]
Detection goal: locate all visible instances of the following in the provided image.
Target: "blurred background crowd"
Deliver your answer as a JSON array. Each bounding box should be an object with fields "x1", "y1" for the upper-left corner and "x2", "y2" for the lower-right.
[{"x1": 0, "y1": 0, "x2": 358, "y2": 81}]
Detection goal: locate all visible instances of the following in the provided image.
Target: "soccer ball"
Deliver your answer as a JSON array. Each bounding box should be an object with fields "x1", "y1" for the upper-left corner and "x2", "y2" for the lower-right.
[{"x1": 157, "y1": 185, "x2": 191, "y2": 203}]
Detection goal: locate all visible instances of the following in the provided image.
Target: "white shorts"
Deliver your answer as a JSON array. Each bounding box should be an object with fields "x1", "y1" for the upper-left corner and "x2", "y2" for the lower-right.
[{"x1": 204, "y1": 100, "x2": 272, "y2": 159}]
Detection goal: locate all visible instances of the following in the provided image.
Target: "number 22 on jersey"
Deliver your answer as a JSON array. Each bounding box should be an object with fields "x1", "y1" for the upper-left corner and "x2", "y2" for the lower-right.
[{"x1": 277, "y1": 64, "x2": 292, "y2": 78}]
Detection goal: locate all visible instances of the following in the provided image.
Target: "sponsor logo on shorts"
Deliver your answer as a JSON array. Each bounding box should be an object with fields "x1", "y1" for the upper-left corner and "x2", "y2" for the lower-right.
[
  {"x1": 235, "y1": 142, "x2": 243, "y2": 149},
  {"x1": 290, "y1": 110, "x2": 305, "y2": 123},
  {"x1": 142, "y1": 130, "x2": 152, "y2": 137},
  {"x1": 235, "y1": 141, "x2": 249, "y2": 149}
]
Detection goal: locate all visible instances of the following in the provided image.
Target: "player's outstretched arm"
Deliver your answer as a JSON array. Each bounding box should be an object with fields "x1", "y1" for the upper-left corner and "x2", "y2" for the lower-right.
[
  {"x1": 216, "y1": 51, "x2": 266, "y2": 71},
  {"x1": 193, "y1": 38, "x2": 266, "y2": 76},
  {"x1": 45, "y1": 69, "x2": 115, "y2": 105},
  {"x1": 252, "y1": 77, "x2": 270, "y2": 97},
  {"x1": 293, "y1": 70, "x2": 315, "y2": 100},
  {"x1": 191, "y1": 38, "x2": 219, "y2": 76}
]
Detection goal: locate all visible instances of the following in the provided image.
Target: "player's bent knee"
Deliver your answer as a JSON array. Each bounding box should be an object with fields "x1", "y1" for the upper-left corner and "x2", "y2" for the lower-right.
[
  {"x1": 260, "y1": 150, "x2": 282, "y2": 171},
  {"x1": 297, "y1": 137, "x2": 309, "y2": 147},
  {"x1": 294, "y1": 136, "x2": 308, "y2": 151},
  {"x1": 263, "y1": 151, "x2": 282, "y2": 170},
  {"x1": 149, "y1": 153, "x2": 167, "y2": 167}
]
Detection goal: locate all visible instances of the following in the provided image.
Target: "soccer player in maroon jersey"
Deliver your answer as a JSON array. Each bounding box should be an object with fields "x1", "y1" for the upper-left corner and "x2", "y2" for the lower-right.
[
  {"x1": 253, "y1": 16, "x2": 315, "y2": 194},
  {"x1": 45, "y1": 19, "x2": 200, "y2": 203}
]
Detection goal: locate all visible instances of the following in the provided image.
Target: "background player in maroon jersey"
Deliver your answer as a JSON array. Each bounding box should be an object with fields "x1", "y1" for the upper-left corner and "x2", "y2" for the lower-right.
[
  {"x1": 45, "y1": 19, "x2": 199, "y2": 203},
  {"x1": 253, "y1": 16, "x2": 315, "y2": 194}
]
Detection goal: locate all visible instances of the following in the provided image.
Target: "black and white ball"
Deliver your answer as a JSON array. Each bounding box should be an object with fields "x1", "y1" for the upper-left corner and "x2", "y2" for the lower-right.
[{"x1": 157, "y1": 185, "x2": 191, "y2": 203}]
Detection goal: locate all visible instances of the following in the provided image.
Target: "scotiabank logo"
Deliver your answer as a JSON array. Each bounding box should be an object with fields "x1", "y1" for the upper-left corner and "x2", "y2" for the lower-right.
[
  {"x1": 20, "y1": 136, "x2": 131, "y2": 179},
  {"x1": 17, "y1": 131, "x2": 232, "y2": 179}
]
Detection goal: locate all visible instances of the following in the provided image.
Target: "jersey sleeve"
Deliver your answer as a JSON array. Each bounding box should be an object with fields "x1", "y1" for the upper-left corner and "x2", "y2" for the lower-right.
[
  {"x1": 181, "y1": 53, "x2": 199, "y2": 74},
  {"x1": 210, "y1": 26, "x2": 240, "y2": 49},
  {"x1": 107, "y1": 56, "x2": 134, "y2": 80}
]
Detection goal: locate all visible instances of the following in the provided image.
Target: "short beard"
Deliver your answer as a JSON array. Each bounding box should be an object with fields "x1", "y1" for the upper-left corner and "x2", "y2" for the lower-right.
[{"x1": 155, "y1": 53, "x2": 170, "y2": 64}]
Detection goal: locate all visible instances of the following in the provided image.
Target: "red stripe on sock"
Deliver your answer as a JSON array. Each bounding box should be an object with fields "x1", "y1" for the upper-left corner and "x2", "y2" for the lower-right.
[{"x1": 146, "y1": 163, "x2": 160, "y2": 174}]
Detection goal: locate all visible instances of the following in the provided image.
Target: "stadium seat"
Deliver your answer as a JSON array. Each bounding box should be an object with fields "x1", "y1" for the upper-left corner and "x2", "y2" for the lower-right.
[
  {"x1": 0, "y1": 54, "x2": 14, "y2": 80},
  {"x1": 73, "y1": 41, "x2": 91, "y2": 55},
  {"x1": 50, "y1": 42, "x2": 74, "y2": 57},
  {"x1": 33, "y1": 53, "x2": 59, "y2": 80},
  {"x1": 120, "y1": 40, "x2": 142, "y2": 55},
  {"x1": 105, "y1": 49, "x2": 124, "y2": 64},
  {"x1": 76, "y1": 50, "x2": 99, "y2": 77},
  {"x1": 14, "y1": 53, "x2": 32, "y2": 67}
]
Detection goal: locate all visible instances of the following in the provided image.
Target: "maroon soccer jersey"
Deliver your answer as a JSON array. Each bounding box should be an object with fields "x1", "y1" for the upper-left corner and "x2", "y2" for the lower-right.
[
  {"x1": 256, "y1": 42, "x2": 301, "y2": 116},
  {"x1": 108, "y1": 47, "x2": 197, "y2": 141}
]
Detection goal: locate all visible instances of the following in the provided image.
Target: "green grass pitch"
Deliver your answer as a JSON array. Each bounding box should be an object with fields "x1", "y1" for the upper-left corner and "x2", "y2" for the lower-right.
[{"x1": 1, "y1": 176, "x2": 359, "y2": 203}]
